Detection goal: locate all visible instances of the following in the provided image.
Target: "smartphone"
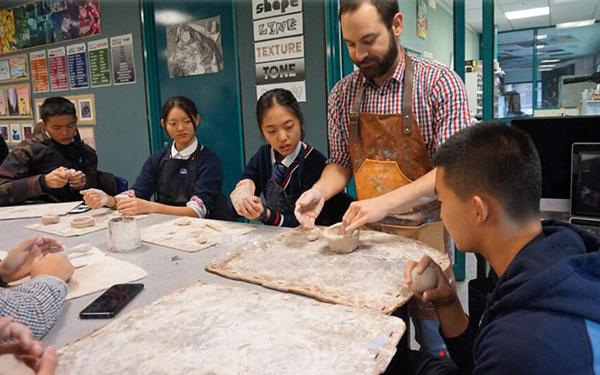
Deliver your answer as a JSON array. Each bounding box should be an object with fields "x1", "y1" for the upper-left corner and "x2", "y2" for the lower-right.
[
  {"x1": 79, "y1": 283, "x2": 144, "y2": 319},
  {"x1": 68, "y1": 204, "x2": 91, "y2": 214}
]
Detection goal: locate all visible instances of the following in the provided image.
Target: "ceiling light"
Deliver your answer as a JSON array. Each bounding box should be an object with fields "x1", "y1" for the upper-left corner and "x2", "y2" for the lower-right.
[
  {"x1": 539, "y1": 65, "x2": 556, "y2": 68},
  {"x1": 536, "y1": 34, "x2": 547, "y2": 39},
  {"x1": 556, "y1": 20, "x2": 595, "y2": 29},
  {"x1": 539, "y1": 68, "x2": 553, "y2": 71},
  {"x1": 505, "y1": 7, "x2": 549, "y2": 20},
  {"x1": 541, "y1": 59, "x2": 560, "y2": 63},
  {"x1": 536, "y1": 45, "x2": 545, "y2": 48}
]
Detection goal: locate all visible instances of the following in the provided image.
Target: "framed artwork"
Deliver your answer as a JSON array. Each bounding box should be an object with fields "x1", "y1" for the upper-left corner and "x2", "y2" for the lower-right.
[
  {"x1": 9, "y1": 54, "x2": 27, "y2": 79},
  {"x1": 0, "y1": 83, "x2": 31, "y2": 118},
  {"x1": 34, "y1": 93, "x2": 95, "y2": 125},
  {"x1": 78, "y1": 126, "x2": 95, "y2": 149},
  {"x1": 9, "y1": 123, "x2": 21, "y2": 143},
  {"x1": 0, "y1": 59, "x2": 9, "y2": 80},
  {"x1": 78, "y1": 98, "x2": 93, "y2": 121},
  {"x1": 21, "y1": 123, "x2": 33, "y2": 141},
  {"x1": 0, "y1": 123, "x2": 8, "y2": 141},
  {"x1": 34, "y1": 97, "x2": 44, "y2": 123}
]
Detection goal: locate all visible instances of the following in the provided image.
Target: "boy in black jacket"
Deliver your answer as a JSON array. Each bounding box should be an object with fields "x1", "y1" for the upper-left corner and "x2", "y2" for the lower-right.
[{"x1": 401, "y1": 123, "x2": 600, "y2": 374}]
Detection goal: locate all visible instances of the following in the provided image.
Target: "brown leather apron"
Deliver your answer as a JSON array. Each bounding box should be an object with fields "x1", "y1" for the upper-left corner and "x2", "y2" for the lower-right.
[{"x1": 348, "y1": 53, "x2": 447, "y2": 254}]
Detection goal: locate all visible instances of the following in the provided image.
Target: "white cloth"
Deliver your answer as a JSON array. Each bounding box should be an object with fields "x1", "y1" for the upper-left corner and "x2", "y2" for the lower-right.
[
  {"x1": 270, "y1": 141, "x2": 304, "y2": 167},
  {"x1": 171, "y1": 138, "x2": 199, "y2": 160}
]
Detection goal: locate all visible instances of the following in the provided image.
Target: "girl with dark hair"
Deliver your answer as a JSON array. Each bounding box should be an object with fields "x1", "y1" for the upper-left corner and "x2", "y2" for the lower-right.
[
  {"x1": 232, "y1": 88, "x2": 345, "y2": 227},
  {"x1": 82, "y1": 96, "x2": 223, "y2": 217}
]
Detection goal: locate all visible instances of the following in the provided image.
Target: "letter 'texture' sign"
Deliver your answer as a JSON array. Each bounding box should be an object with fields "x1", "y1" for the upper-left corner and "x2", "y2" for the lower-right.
[
  {"x1": 252, "y1": 0, "x2": 303, "y2": 20},
  {"x1": 255, "y1": 58, "x2": 305, "y2": 85},
  {"x1": 254, "y1": 36, "x2": 304, "y2": 63},
  {"x1": 253, "y1": 13, "x2": 303, "y2": 42}
]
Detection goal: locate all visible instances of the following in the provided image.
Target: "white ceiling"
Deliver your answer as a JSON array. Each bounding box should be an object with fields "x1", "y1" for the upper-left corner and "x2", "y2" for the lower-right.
[{"x1": 466, "y1": 0, "x2": 600, "y2": 32}]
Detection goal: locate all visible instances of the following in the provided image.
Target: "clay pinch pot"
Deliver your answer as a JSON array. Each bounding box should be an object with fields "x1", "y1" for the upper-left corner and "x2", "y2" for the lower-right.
[
  {"x1": 70, "y1": 216, "x2": 95, "y2": 229},
  {"x1": 323, "y1": 223, "x2": 360, "y2": 254}
]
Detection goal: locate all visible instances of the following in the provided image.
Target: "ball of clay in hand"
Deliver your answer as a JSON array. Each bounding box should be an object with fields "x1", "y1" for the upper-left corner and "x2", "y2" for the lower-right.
[{"x1": 410, "y1": 266, "x2": 438, "y2": 294}]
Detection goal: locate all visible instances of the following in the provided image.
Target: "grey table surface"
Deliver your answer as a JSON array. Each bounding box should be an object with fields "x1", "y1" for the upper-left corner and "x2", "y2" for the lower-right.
[{"x1": 0, "y1": 213, "x2": 286, "y2": 349}]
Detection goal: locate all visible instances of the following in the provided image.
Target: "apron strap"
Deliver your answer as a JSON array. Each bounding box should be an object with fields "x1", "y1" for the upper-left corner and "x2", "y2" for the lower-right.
[
  {"x1": 402, "y1": 53, "x2": 414, "y2": 135},
  {"x1": 349, "y1": 82, "x2": 365, "y2": 145}
]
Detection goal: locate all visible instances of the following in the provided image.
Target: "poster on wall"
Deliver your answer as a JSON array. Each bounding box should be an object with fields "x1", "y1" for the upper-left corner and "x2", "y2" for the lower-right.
[
  {"x1": 0, "y1": 89, "x2": 6, "y2": 116},
  {"x1": 253, "y1": 13, "x2": 303, "y2": 42},
  {"x1": 254, "y1": 36, "x2": 304, "y2": 63},
  {"x1": 417, "y1": 0, "x2": 428, "y2": 40},
  {"x1": 9, "y1": 123, "x2": 21, "y2": 143},
  {"x1": 7, "y1": 88, "x2": 18, "y2": 116},
  {"x1": 252, "y1": 0, "x2": 303, "y2": 20},
  {"x1": 67, "y1": 43, "x2": 90, "y2": 89},
  {"x1": 256, "y1": 81, "x2": 306, "y2": 102},
  {"x1": 16, "y1": 86, "x2": 31, "y2": 116},
  {"x1": 88, "y1": 38, "x2": 111, "y2": 87},
  {"x1": 255, "y1": 58, "x2": 305, "y2": 86},
  {"x1": 30, "y1": 51, "x2": 50, "y2": 93},
  {"x1": 0, "y1": 60, "x2": 9, "y2": 81},
  {"x1": 110, "y1": 34, "x2": 136, "y2": 85},
  {"x1": 48, "y1": 47, "x2": 68, "y2": 91},
  {"x1": 78, "y1": 126, "x2": 95, "y2": 149},
  {"x1": 166, "y1": 16, "x2": 224, "y2": 78},
  {"x1": 0, "y1": 124, "x2": 7, "y2": 141},
  {"x1": 0, "y1": 0, "x2": 101, "y2": 54},
  {"x1": 21, "y1": 123, "x2": 33, "y2": 141},
  {"x1": 9, "y1": 55, "x2": 27, "y2": 79}
]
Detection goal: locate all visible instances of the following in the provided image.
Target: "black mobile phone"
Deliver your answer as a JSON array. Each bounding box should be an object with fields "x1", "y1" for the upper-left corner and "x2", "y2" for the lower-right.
[{"x1": 79, "y1": 283, "x2": 144, "y2": 319}]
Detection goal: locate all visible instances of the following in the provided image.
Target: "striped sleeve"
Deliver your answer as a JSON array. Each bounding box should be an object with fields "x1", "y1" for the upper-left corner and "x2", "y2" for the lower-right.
[
  {"x1": 0, "y1": 275, "x2": 67, "y2": 339},
  {"x1": 429, "y1": 68, "x2": 471, "y2": 153}
]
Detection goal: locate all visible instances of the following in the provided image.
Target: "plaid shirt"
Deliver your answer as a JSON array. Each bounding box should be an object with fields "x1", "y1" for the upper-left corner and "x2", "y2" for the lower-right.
[
  {"x1": 0, "y1": 275, "x2": 67, "y2": 339},
  {"x1": 328, "y1": 53, "x2": 471, "y2": 169}
]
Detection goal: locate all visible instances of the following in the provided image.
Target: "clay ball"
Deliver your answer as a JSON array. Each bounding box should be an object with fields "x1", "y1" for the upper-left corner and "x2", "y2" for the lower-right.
[{"x1": 410, "y1": 266, "x2": 438, "y2": 293}]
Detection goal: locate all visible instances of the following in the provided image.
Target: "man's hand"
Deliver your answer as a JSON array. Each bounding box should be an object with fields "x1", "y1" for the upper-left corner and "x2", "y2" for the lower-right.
[
  {"x1": 68, "y1": 170, "x2": 86, "y2": 190},
  {"x1": 235, "y1": 179, "x2": 256, "y2": 194},
  {"x1": 236, "y1": 196, "x2": 265, "y2": 220},
  {"x1": 294, "y1": 188, "x2": 324, "y2": 228},
  {"x1": 0, "y1": 237, "x2": 62, "y2": 283},
  {"x1": 30, "y1": 254, "x2": 74, "y2": 282},
  {"x1": 0, "y1": 317, "x2": 58, "y2": 375},
  {"x1": 81, "y1": 188, "x2": 112, "y2": 209},
  {"x1": 342, "y1": 196, "x2": 391, "y2": 233},
  {"x1": 405, "y1": 256, "x2": 457, "y2": 308},
  {"x1": 116, "y1": 198, "x2": 153, "y2": 216},
  {"x1": 44, "y1": 167, "x2": 70, "y2": 189}
]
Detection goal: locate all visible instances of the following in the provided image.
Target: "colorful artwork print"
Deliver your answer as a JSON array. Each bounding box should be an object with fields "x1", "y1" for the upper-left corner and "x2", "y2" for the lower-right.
[
  {"x1": 417, "y1": 0, "x2": 427, "y2": 40},
  {"x1": 7, "y1": 88, "x2": 18, "y2": 116},
  {"x1": 10, "y1": 123, "x2": 21, "y2": 142},
  {"x1": 0, "y1": 89, "x2": 7, "y2": 116},
  {"x1": 17, "y1": 86, "x2": 31, "y2": 116},
  {"x1": 9, "y1": 55, "x2": 27, "y2": 79},
  {"x1": 0, "y1": 125, "x2": 8, "y2": 141},
  {"x1": 0, "y1": 60, "x2": 10, "y2": 80},
  {"x1": 0, "y1": 0, "x2": 101, "y2": 54}
]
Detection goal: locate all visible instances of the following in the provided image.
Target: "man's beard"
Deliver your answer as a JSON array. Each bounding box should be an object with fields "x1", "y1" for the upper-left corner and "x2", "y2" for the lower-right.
[{"x1": 354, "y1": 32, "x2": 398, "y2": 80}]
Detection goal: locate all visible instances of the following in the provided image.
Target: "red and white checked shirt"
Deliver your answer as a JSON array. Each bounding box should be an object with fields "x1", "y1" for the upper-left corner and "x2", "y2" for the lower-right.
[{"x1": 327, "y1": 53, "x2": 471, "y2": 170}]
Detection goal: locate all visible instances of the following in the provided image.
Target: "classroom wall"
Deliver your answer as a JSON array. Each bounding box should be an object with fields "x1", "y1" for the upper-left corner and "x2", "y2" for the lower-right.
[
  {"x1": 235, "y1": 0, "x2": 329, "y2": 164},
  {"x1": 465, "y1": 25, "x2": 480, "y2": 61},
  {"x1": 0, "y1": 0, "x2": 151, "y2": 185}
]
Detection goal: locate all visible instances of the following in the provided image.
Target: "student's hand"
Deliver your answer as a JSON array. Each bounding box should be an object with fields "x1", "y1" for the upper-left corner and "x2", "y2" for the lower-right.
[
  {"x1": 294, "y1": 188, "x2": 324, "y2": 229},
  {"x1": 0, "y1": 317, "x2": 58, "y2": 375},
  {"x1": 342, "y1": 196, "x2": 390, "y2": 233},
  {"x1": 237, "y1": 196, "x2": 265, "y2": 220},
  {"x1": 116, "y1": 197, "x2": 153, "y2": 216},
  {"x1": 68, "y1": 170, "x2": 86, "y2": 190},
  {"x1": 0, "y1": 237, "x2": 62, "y2": 283},
  {"x1": 30, "y1": 253, "x2": 74, "y2": 282},
  {"x1": 81, "y1": 188, "x2": 112, "y2": 209},
  {"x1": 405, "y1": 256, "x2": 457, "y2": 309},
  {"x1": 236, "y1": 179, "x2": 256, "y2": 194},
  {"x1": 44, "y1": 167, "x2": 70, "y2": 189}
]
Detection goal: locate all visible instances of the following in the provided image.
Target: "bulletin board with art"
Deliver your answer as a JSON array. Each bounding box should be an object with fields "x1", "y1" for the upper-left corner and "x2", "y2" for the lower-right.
[
  {"x1": 0, "y1": 83, "x2": 32, "y2": 118},
  {"x1": 0, "y1": 54, "x2": 29, "y2": 83},
  {"x1": 0, "y1": 0, "x2": 101, "y2": 55},
  {"x1": 34, "y1": 93, "x2": 95, "y2": 125},
  {"x1": 0, "y1": 121, "x2": 34, "y2": 145}
]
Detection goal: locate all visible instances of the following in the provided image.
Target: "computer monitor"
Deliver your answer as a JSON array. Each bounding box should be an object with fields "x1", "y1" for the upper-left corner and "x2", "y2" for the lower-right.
[
  {"x1": 571, "y1": 143, "x2": 600, "y2": 220},
  {"x1": 511, "y1": 116, "x2": 600, "y2": 212}
]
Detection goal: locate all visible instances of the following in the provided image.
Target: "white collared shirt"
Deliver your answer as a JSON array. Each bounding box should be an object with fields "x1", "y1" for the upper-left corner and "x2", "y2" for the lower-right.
[
  {"x1": 270, "y1": 141, "x2": 304, "y2": 167},
  {"x1": 171, "y1": 138, "x2": 199, "y2": 160}
]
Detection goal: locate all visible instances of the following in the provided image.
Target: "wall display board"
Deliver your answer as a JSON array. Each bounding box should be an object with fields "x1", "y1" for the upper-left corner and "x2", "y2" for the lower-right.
[
  {"x1": 0, "y1": 83, "x2": 31, "y2": 118},
  {"x1": 0, "y1": 54, "x2": 29, "y2": 83},
  {"x1": 252, "y1": 0, "x2": 306, "y2": 102},
  {"x1": 30, "y1": 50, "x2": 50, "y2": 93},
  {"x1": 34, "y1": 93, "x2": 95, "y2": 125},
  {"x1": 166, "y1": 16, "x2": 224, "y2": 78},
  {"x1": 0, "y1": 120, "x2": 34, "y2": 145},
  {"x1": 0, "y1": 0, "x2": 101, "y2": 55}
]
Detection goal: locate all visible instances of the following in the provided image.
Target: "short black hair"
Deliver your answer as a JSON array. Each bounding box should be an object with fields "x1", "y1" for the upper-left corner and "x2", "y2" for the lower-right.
[
  {"x1": 40, "y1": 97, "x2": 76, "y2": 122},
  {"x1": 339, "y1": 0, "x2": 399, "y2": 29},
  {"x1": 256, "y1": 88, "x2": 305, "y2": 140},
  {"x1": 432, "y1": 122, "x2": 542, "y2": 221},
  {"x1": 162, "y1": 96, "x2": 199, "y2": 128}
]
